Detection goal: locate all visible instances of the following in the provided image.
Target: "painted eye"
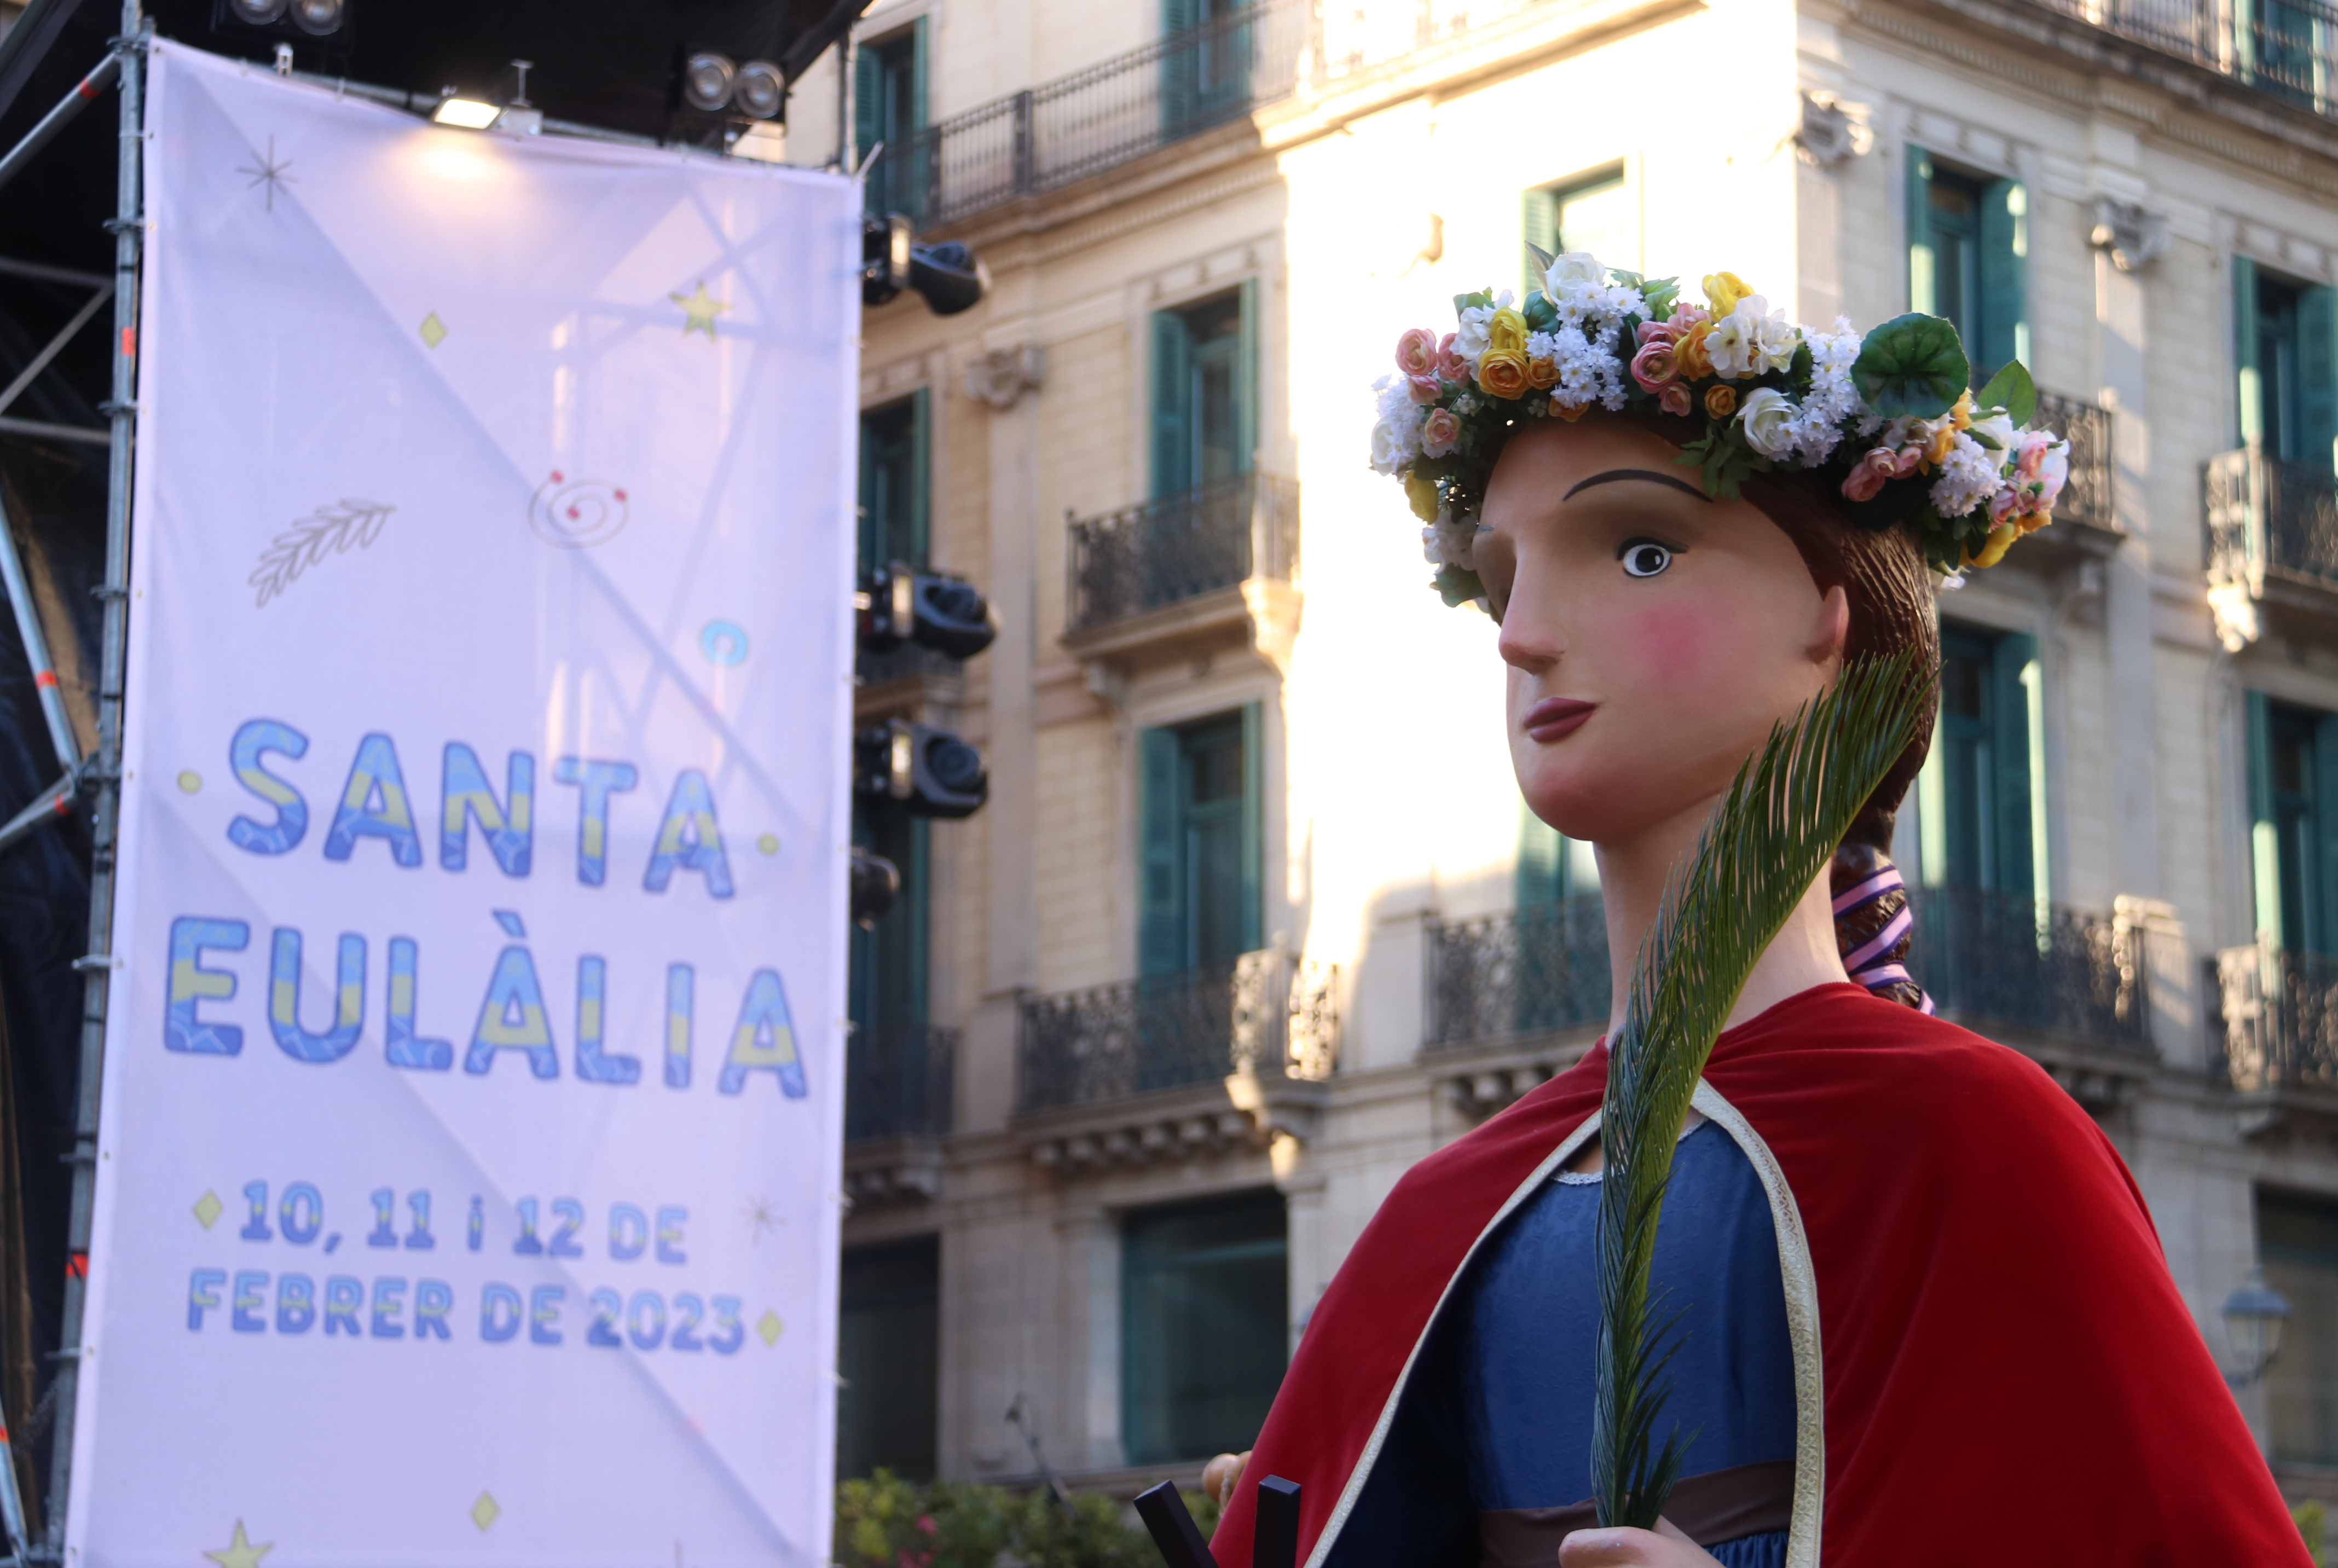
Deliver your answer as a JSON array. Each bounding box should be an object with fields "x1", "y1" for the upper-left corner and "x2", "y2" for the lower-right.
[{"x1": 1619, "y1": 540, "x2": 1674, "y2": 578}]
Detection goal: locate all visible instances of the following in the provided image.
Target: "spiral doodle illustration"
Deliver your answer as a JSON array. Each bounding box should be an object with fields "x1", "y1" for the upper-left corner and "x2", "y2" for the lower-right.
[{"x1": 529, "y1": 470, "x2": 629, "y2": 548}]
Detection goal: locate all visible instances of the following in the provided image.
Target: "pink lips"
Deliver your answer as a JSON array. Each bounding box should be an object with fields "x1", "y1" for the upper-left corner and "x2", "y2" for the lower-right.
[{"x1": 1523, "y1": 697, "x2": 1596, "y2": 743}]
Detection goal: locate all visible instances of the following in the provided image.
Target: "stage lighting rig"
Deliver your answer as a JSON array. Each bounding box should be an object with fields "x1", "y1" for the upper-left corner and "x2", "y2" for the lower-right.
[
  {"x1": 854, "y1": 720, "x2": 988, "y2": 820},
  {"x1": 857, "y1": 562, "x2": 998, "y2": 661},
  {"x1": 676, "y1": 49, "x2": 784, "y2": 119},
  {"x1": 212, "y1": 0, "x2": 352, "y2": 64},
  {"x1": 849, "y1": 847, "x2": 901, "y2": 928},
  {"x1": 863, "y1": 215, "x2": 987, "y2": 316}
]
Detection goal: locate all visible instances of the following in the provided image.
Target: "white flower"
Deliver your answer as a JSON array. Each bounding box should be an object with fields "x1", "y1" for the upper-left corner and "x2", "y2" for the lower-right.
[
  {"x1": 1966, "y1": 411, "x2": 2018, "y2": 456},
  {"x1": 1737, "y1": 387, "x2": 1798, "y2": 458},
  {"x1": 1928, "y1": 431, "x2": 2004, "y2": 517},
  {"x1": 1434, "y1": 513, "x2": 1479, "y2": 571},
  {"x1": 1706, "y1": 296, "x2": 1796, "y2": 379},
  {"x1": 1452, "y1": 290, "x2": 1515, "y2": 363},
  {"x1": 1368, "y1": 375, "x2": 1422, "y2": 474},
  {"x1": 1754, "y1": 311, "x2": 1801, "y2": 374},
  {"x1": 1543, "y1": 252, "x2": 1607, "y2": 296}
]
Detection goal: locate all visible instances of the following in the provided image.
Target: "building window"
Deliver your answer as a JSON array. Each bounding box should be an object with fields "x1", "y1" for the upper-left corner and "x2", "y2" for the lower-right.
[
  {"x1": 837, "y1": 1236, "x2": 941, "y2": 1480},
  {"x1": 1150, "y1": 285, "x2": 1258, "y2": 499},
  {"x1": 2247, "y1": 693, "x2": 2338, "y2": 955},
  {"x1": 1522, "y1": 164, "x2": 1635, "y2": 284},
  {"x1": 1907, "y1": 149, "x2": 2026, "y2": 384},
  {"x1": 2233, "y1": 257, "x2": 2337, "y2": 471},
  {"x1": 1122, "y1": 1190, "x2": 1288, "y2": 1465},
  {"x1": 1138, "y1": 707, "x2": 1263, "y2": 977},
  {"x1": 1917, "y1": 623, "x2": 2039, "y2": 895},
  {"x1": 859, "y1": 392, "x2": 930, "y2": 574},
  {"x1": 855, "y1": 22, "x2": 928, "y2": 218},
  {"x1": 1515, "y1": 805, "x2": 1600, "y2": 911},
  {"x1": 1162, "y1": 0, "x2": 1257, "y2": 131},
  {"x1": 2260, "y1": 1188, "x2": 2338, "y2": 1466}
]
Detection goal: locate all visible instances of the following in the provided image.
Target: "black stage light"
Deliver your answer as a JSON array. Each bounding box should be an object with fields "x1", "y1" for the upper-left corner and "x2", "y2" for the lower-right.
[
  {"x1": 226, "y1": 0, "x2": 288, "y2": 22},
  {"x1": 733, "y1": 59, "x2": 784, "y2": 119},
  {"x1": 290, "y1": 0, "x2": 344, "y2": 35},
  {"x1": 854, "y1": 721, "x2": 988, "y2": 820},
  {"x1": 681, "y1": 50, "x2": 736, "y2": 112},
  {"x1": 909, "y1": 239, "x2": 986, "y2": 316},
  {"x1": 857, "y1": 562, "x2": 998, "y2": 661},
  {"x1": 848, "y1": 848, "x2": 900, "y2": 928},
  {"x1": 862, "y1": 213, "x2": 911, "y2": 306}
]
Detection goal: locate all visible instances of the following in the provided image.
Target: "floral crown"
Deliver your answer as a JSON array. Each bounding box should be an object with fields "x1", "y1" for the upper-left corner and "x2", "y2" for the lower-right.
[{"x1": 1369, "y1": 252, "x2": 2070, "y2": 606}]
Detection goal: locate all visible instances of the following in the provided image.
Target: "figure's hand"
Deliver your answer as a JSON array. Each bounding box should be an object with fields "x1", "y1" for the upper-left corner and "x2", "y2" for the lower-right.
[
  {"x1": 1556, "y1": 1518, "x2": 1724, "y2": 1567},
  {"x1": 1201, "y1": 1450, "x2": 1251, "y2": 1508}
]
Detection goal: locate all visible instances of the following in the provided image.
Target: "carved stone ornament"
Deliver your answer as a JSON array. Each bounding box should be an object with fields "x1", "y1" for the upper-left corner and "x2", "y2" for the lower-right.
[
  {"x1": 963, "y1": 344, "x2": 1046, "y2": 409},
  {"x1": 1793, "y1": 91, "x2": 1867, "y2": 167},
  {"x1": 2090, "y1": 198, "x2": 2171, "y2": 274}
]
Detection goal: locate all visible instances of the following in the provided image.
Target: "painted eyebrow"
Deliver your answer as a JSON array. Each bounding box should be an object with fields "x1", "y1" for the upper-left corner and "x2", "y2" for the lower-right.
[{"x1": 1563, "y1": 468, "x2": 1712, "y2": 503}]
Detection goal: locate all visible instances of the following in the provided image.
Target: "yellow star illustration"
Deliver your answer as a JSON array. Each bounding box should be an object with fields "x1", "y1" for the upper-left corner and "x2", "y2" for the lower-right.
[
  {"x1": 204, "y1": 1520, "x2": 272, "y2": 1568},
  {"x1": 669, "y1": 280, "x2": 730, "y2": 340}
]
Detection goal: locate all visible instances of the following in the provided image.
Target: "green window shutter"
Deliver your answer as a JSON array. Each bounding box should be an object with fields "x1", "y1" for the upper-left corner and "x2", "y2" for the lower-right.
[
  {"x1": 907, "y1": 387, "x2": 931, "y2": 565},
  {"x1": 1236, "y1": 279, "x2": 1260, "y2": 476},
  {"x1": 1161, "y1": 0, "x2": 1199, "y2": 128},
  {"x1": 2248, "y1": 690, "x2": 2283, "y2": 944},
  {"x1": 1906, "y1": 145, "x2": 1935, "y2": 315},
  {"x1": 1978, "y1": 179, "x2": 2028, "y2": 381},
  {"x1": 1150, "y1": 310, "x2": 1194, "y2": 499},
  {"x1": 1515, "y1": 806, "x2": 1564, "y2": 909},
  {"x1": 2314, "y1": 713, "x2": 2338, "y2": 956},
  {"x1": 1139, "y1": 726, "x2": 1186, "y2": 977},
  {"x1": 2300, "y1": 282, "x2": 2338, "y2": 475},
  {"x1": 1989, "y1": 632, "x2": 2036, "y2": 898},
  {"x1": 910, "y1": 18, "x2": 929, "y2": 131},
  {"x1": 853, "y1": 45, "x2": 882, "y2": 171},
  {"x1": 1239, "y1": 702, "x2": 1263, "y2": 954},
  {"x1": 1523, "y1": 187, "x2": 1559, "y2": 293},
  {"x1": 2237, "y1": 253, "x2": 2264, "y2": 448}
]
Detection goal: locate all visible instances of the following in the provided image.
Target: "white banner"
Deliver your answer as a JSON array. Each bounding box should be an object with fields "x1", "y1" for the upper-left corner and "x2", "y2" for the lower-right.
[{"x1": 70, "y1": 43, "x2": 860, "y2": 1566}]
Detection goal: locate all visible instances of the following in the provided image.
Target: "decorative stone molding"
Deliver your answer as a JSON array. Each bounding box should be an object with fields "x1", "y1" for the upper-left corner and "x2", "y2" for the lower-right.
[
  {"x1": 1445, "y1": 1060, "x2": 1559, "y2": 1119},
  {"x1": 963, "y1": 345, "x2": 1046, "y2": 409},
  {"x1": 1025, "y1": 1104, "x2": 1268, "y2": 1172},
  {"x1": 1793, "y1": 91, "x2": 1868, "y2": 168},
  {"x1": 2091, "y1": 198, "x2": 2172, "y2": 274},
  {"x1": 843, "y1": 1136, "x2": 946, "y2": 1206}
]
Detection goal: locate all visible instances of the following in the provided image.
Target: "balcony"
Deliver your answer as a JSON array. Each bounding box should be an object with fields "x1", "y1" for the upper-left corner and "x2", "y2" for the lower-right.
[
  {"x1": 1014, "y1": 947, "x2": 1337, "y2": 1170},
  {"x1": 2031, "y1": 0, "x2": 2338, "y2": 120},
  {"x1": 2204, "y1": 447, "x2": 2338, "y2": 647},
  {"x1": 1060, "y1": 473, "x2": 1303, "y2": 678},
  {"x1": 2032, "y1": 392, "x2": 2119, "y2": 542},
  {"x1": 843, "y1": 1025, "x2": 956, "y2": 1206},
  {"x1": 1417, "y1": 886, "x2": 2152, "y2": 1114},
  {"x1": 2213, "y1": 943, "x2": 2338, "y2": 1134}
]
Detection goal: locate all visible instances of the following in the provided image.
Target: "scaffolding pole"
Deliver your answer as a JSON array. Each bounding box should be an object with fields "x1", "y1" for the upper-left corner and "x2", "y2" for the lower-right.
[{"x1": 39, "y1": 0, "x2": 140, "y2": 1551}]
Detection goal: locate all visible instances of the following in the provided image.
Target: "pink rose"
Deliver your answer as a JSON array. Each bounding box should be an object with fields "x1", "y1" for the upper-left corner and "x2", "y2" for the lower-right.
[
  {"x1": 1635, "y1": 319, "x2": 1678, "y2": 348},
  {"x1": 1435, "y1": 332, "x2": 1468, "y2": 383},
  {"x1": 1408, "y1": 374, "x2": 1442, "y2": 404},
  {"x1": 1657, "y1": 382, "x2": 1693, "y2": 417},
  {"x1": 1841, "y1": 446, "x2": 1899, "y2": 504},
  {"x1": 1421, "y1": 407, "x2": 1461, "y2": 458},
  {"x1": 1395, "y1": 327, "x2": 1438, "y2": 379},
  {"x1": 1666, "y1": 303, "x2": 1711, "y2": 332},
  {"x1": 1629, "y1": 339, "x2": 1680, "y2": 392}
]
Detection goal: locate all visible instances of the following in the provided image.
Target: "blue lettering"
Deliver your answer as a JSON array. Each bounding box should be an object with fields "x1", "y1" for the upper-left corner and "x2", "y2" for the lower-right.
[
  {"x1": 553, "y1": 757, "x2": 636, "y2": 887},
  {"x1": 187, "y1": 1268, "x2": 225, "y2": 1330},
  {"x1": 227, "y1": 719, "x2": 310, "y2": 855},
  {"x1": 268, "y1": 928, "x2": 366, "y2": 1063},
  {"x1": 166, "y1": 916, "x2": 247, "y2": 1056},
  {"x1": 641, "y1": 769, "x2": 732, "y2": 898},
  {"x1": 322, "y1": 732, "x2": 424, "y2": 867},
  {"x1": 717, "y1": 969, "x2": 807, "y2": 1097},
  {"x1": 441, "y1": 743, "x2": 534, "y2": 877}
]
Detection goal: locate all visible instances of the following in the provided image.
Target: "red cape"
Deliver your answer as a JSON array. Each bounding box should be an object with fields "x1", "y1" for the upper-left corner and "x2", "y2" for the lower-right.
[{"x1": 1212, "y1": 983, "x2": 2305, "y2": 1567}]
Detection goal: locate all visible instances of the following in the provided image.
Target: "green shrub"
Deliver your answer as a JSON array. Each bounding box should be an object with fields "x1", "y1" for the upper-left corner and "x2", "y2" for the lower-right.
[
  {"x1": 835, "y1": 1471, "x2": 1222, "y2": 1568},
  {"x1": 2298, "y1": 1500, "x2": 2328, "y2": 1566}
]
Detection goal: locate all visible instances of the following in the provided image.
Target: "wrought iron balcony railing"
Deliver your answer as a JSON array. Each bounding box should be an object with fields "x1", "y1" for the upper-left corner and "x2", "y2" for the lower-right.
[
  {"x1": 2033, "y1": 391, "x2": 2115, "y2": 531},
  {"x1": 2032, "y1": 0, "x2": 2338, "y2": 119},
  {"x1": 866, "y1": 1, "x2": 1310, "y2": 227},
  {"x1": 1425, "y1": 898, "x2": 1611, "y2": 1050},
  {"x1": 1420, "y1": 886, "x2": 2147, "y2": 1054},
  {"x1": 1015, "y1": 946, "x2": 1337, "y2": 1113},
  {"x1": 845, "y1": 1024, "x2": 957, "y2": 1142},
  {"x1": 1066, "y1": 472, "x2": 1300, "y2": 635},
  {"x1": 2216, "y1": 942, "x2": 2338, "y2": 1091},
  {"x1": 2206, "y1": 447, "x2": 2338, "y2": 606},
  {"x1": 1906, "y1": 886, "x2": 2151, "y2": 1048}
]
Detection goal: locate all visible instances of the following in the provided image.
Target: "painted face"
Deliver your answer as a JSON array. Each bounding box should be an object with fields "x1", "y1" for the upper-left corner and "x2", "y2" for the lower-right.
[{"x1": 1474, "y1": 415, "x2": 1846, "y2": 847}]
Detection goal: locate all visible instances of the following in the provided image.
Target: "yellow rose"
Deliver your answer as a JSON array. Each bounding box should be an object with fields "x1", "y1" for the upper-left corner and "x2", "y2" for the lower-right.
[
  {"x1": 1675, "y1": 321, "x2": 1714, "y2": 380},
  {"x1": 1703, "y1": 271, "x2": 1753, "y2": 315},
  {"x1": 1949, "y1": 389, "x2": 1974, "y2": 432},
  {"x1": 1704, "y1": 383, "x2": 1737, "y2": 419},
  {"x1": 1477, "y1": 351, "x2": 1531, "y2": 400},
  {"x1": 1527, "y1": 356, "x2": 1559, "y2": 391},
  {"x1": 1488, "y1": 307, "x2": 1529, "y2": 358},
  {"x1": 1964, "y1": 522, "x2": 2019, "y2": 570},
  {"x1": 1404, "y1": 470, "x2": 1441, "y2": 523},
  {"x1": 1923, "y1": 419, "x2": 1958, "y2": 469}
]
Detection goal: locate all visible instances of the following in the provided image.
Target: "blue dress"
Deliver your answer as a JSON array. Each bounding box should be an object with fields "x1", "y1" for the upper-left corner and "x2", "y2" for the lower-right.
[{"x1": 1326, "y1": 1121, "x2": 1796, "y2": 1568}]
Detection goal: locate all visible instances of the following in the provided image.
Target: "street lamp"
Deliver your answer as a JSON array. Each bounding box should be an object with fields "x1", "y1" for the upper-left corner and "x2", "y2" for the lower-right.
[{"x1": 2224, "y1": 1267, "x2": 2292, "y2": 1388}]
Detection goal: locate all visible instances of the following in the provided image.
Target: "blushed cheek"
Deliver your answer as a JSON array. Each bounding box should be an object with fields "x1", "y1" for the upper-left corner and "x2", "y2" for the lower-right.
[{"x1": 1622, "y1": 600, "x2": 1729, "y2": 687}]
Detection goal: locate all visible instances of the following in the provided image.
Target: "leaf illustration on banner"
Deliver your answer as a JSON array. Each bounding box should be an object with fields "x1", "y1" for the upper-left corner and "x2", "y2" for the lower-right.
[{"x1": 248, "y1": 499, "x2": 396, "y2": 608}]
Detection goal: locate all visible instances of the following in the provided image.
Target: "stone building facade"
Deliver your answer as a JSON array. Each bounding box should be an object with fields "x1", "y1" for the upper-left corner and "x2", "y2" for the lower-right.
[{"x1": 787, "y1": 0, "x2": 2338, "y2": 1506}]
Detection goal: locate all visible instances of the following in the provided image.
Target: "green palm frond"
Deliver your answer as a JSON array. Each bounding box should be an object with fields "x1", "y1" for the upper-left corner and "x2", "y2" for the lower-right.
[{"x1": 1592, "y1": 652, "x2": 1929, "y2": 1530}]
